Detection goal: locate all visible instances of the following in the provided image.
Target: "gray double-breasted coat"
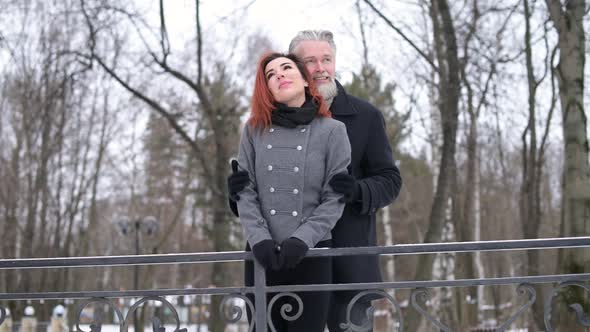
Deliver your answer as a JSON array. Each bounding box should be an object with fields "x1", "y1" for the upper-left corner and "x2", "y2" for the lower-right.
[{"x1": 237, "y1": 116, "x2": 351, "y2": 248}]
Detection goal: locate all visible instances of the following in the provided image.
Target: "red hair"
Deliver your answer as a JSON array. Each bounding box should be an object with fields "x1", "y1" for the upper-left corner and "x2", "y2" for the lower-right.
[{"x1": 249, "y1": 52, "x2": 331, "y2": 128}]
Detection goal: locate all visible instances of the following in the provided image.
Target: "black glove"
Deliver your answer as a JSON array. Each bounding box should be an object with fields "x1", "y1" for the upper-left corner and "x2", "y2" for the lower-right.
[
  {"x1": 228, "y1": 160, "x2": 250, "y2": 202},
  {"x1": 279, "y1": 237, "x2": 309, "y2": 269},
  {"x1": 228, "y1": 160, "x2": 249, "y2": 217},
  {"x1": 251, "y1": 239, "x2": 281, "y2": 271},
  {"x1": 329, "y1": 168, "x2": 361, "y2": 203}
]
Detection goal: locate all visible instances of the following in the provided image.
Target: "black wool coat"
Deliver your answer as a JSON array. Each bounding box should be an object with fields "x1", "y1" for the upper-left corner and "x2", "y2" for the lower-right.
[{"x1": 329, "y1": 80, "x2": 402, "y2": 286}]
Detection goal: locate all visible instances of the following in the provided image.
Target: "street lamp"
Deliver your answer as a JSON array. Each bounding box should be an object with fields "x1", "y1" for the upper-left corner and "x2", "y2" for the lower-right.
[{"x1": 115, "y1": 216, "x2": 159, "y2": 332}]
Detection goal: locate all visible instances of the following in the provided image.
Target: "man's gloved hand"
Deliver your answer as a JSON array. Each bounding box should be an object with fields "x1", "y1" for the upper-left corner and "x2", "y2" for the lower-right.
[
  {"x1": 279, "y1": 237, "x2": 309, "y2": 269},
  {"x1": 251, "y1": 239, "x2": 281, "y2": 271},
  {"x1": 228, "y1": 160, "x2": 250, "y2": 201},
  {"x1": 329, "y1": 167, "x2": 361, "y2": 203}
]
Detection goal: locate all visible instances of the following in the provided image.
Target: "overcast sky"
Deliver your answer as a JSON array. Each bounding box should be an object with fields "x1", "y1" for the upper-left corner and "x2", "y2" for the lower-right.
[{"x1": 159, "y1": 0, "x2": 409, "y2": 82}]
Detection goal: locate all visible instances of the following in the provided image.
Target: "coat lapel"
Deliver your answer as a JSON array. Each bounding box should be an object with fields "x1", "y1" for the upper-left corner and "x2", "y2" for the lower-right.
[{"x1": 330, "y1": 80, "x2": 358, "y2": 116}]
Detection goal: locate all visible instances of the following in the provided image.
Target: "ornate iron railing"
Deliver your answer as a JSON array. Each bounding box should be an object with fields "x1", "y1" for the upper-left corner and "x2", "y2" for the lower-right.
[{"x1": 1, "y1": 236, "x2": 590, "y2": 331}]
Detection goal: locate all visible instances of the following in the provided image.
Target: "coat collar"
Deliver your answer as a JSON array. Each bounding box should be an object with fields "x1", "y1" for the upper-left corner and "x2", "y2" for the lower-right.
[{"x1": 329, "y1": 80, "x2": 358, "y2": 116}]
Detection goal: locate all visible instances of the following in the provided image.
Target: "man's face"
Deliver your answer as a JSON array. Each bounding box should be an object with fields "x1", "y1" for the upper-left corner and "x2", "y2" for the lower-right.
[{"x1": 295, "y1": 40, "x2": 336, "y2": 87}]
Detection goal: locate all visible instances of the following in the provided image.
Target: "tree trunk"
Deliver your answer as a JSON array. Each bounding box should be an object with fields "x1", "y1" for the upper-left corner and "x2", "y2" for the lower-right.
[
  {"x1": 208, "y1": 117, "x2": 234, "y2": 332},
  {"x1": 454, "y1": 105, "x2": 478, "y2": 330},
  {"x1": 3, "y1": 136, "x2": 22, "y2": 295},
  {"x1": 405, "y1": 1, "x2": 461, "y2": 331},
  {"x1": 548, "y1": 0, "x2": 589, "y2": 266},
  {"x1": 382, "y1": 205, "x2": 395, "y2": 282},
  {"x1": 521, "y1": 0, "x2": 545, "y2": 329},
  {"x1": 545, "y1": 0, "x2": 588, "y2": 330}
]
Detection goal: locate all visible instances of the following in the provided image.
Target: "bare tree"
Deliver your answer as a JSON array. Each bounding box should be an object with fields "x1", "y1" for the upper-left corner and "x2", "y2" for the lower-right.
[
  {"x1": 545, "y1": 0, "x2": 588, "y2": 330},
  {"x1": 363, "y1": 0, "x2": 460, "y2": 330},
  {"x1": 521, "y1": 0, "x2": 558, "y2": 328},
  {"x1": 76, "y1": 1, "x2": 253, "y2": 330},
  {"x1": 408, "y1": 1, "x2": 460, "y2": 330},
  {"x1": 451, "y1": 1, "x2": 519, "y2": 328},
  {"x1": 0, "y1": 1, "x2": 122, "y2": 321}
]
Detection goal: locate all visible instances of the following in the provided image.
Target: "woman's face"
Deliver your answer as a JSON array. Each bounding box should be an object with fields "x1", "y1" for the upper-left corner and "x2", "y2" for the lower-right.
[{"x1": 264, "y1": 57, "x2": 308, "y2": 107}]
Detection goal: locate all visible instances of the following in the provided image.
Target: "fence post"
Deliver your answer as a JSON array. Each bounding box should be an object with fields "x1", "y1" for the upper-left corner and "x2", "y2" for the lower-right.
[
  {"x1": 0, "y1": 308, "x2": 12, "y2": 332},
  {"x1": 21, "y1": 306, "x2": 36, "y2": 332},
  {"x1": 50, "y1": 305, "x2": 67, "y2": 332},
  {"x1": 254, "y1": 260, "x2": 267, "y2": 331}
]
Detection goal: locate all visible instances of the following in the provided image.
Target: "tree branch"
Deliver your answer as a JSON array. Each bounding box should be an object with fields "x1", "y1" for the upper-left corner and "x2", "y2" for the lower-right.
[
  {"x1": 545, "y1": 0, "x2": 564, "y2": 32},
  {"x1": 92, "y1": 55, "x2": 220, "y2": 196},
  {"x1": 356, "y1": 0, "x2": 370, "y2": 66},
  {"x1": 363, "y1": 0, "x2": 439, "y2": 72},
  {"x1": 538, "y1": 44, "x2": 559, "y2": 167},
  {"x1": 158, "y1": 0, "x2": 171, "y2": 61},
  {"x1": 195, "y1": 0, "x2": 203, "y2": 86},
  {"x1": 79, "y1": 0, "x2": 221, "y2": 197}
]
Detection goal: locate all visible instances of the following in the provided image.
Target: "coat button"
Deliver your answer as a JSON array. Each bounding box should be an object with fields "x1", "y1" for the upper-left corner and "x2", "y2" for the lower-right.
[
  {"x1": 270, "y1": 209, "x2": 276, "y2": 215},
  {"x1": 293, "y1": 167, "x2": 299, "y2": 172},
  {"x1": 292, "y1": 189, "x2": 299, "y2": 194},
  {"x1": 267, "y1": 144, "x2": 272, "y2": 149},
  {"x1": 267, "y1": 165, "x2": 273, "y2": 171},
  {"x1": 300, "y1": 128, "x2": 306, "y2": 133},
  {"x1": 292, "y1": 211, "x2": 298, "y2": 217},
  {"x1": 258, "y1": 219, "x2": 265, "y2": 225},
  {"x1": 269, "y1": 187, "x2": 275, "y2": 193},
  {"x1": 296, "y1": 145, "x2": 302, "y2": 151}
]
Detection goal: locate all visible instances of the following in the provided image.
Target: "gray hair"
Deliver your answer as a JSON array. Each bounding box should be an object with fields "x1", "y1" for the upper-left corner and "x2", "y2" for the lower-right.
[{"x1": 288, "y1": 30, "x2": 337, "y2": 56}]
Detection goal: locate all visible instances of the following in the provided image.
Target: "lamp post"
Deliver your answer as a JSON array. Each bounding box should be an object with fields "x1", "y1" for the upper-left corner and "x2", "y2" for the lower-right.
[{"x1": 116, "y1": 216, "x2": 159, "y2": 332}]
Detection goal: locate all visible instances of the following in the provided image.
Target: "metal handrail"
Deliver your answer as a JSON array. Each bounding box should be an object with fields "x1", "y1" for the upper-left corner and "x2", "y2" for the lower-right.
[
  {"x1": 2, "y1": 236, "x2": 589, "y2": 269},
  {"x1": 1, "y1": 236, "x2": 590, "y2": 331}
]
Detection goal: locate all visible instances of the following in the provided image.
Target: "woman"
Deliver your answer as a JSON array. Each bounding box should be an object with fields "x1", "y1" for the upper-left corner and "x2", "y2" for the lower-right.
[{"x1": 237, "y1": 52, "x2": 351, "y2": 331}]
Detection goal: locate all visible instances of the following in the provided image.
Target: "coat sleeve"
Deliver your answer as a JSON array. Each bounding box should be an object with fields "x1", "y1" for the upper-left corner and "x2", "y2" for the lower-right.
[
  {"x1": 236, "y1": 125, "x2": 273, "y2": 246},
  {"x1": 356, "y1": 109, "x2": 402, "y2": 215},
  {"x1": 291, "y1": 123, "x2": 351, "y2": 248}
]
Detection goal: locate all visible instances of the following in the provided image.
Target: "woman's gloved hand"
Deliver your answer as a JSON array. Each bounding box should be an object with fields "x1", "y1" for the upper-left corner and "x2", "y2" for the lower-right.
[
  {"x1": 227, "y1": 159, "x2": 250, "y2": 217},
  {"x1": 279, "y1": 237, "x2": 309, "y2": 269},
  {"x1": 251, "y1": 239, "x2": 281, "y2": 270},
  {"x1": 228, "y1": 160, "x2": 250, "y2": 202}
]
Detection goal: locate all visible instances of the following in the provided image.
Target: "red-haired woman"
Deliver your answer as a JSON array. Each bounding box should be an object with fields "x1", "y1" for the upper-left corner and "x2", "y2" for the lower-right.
[{"x1": 236, "y1": 52, "x2": 351, "y2": 331}]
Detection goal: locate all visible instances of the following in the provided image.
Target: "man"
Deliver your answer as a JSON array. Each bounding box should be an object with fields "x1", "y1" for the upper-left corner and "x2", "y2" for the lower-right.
[{"x1": 228, "y1": 30, "x2": 402, "y2": 331}]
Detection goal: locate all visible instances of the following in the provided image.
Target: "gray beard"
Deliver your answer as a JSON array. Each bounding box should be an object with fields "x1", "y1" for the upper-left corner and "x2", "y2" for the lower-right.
[{"x1": 317, "y1": 80, "x2": 338, "y2": 107}]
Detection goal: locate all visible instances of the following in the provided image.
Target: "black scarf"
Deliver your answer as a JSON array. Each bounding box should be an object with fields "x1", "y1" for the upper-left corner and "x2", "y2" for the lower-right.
[{"x1": 271, "y1": 96, "x2": 318, "y2": 128}]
